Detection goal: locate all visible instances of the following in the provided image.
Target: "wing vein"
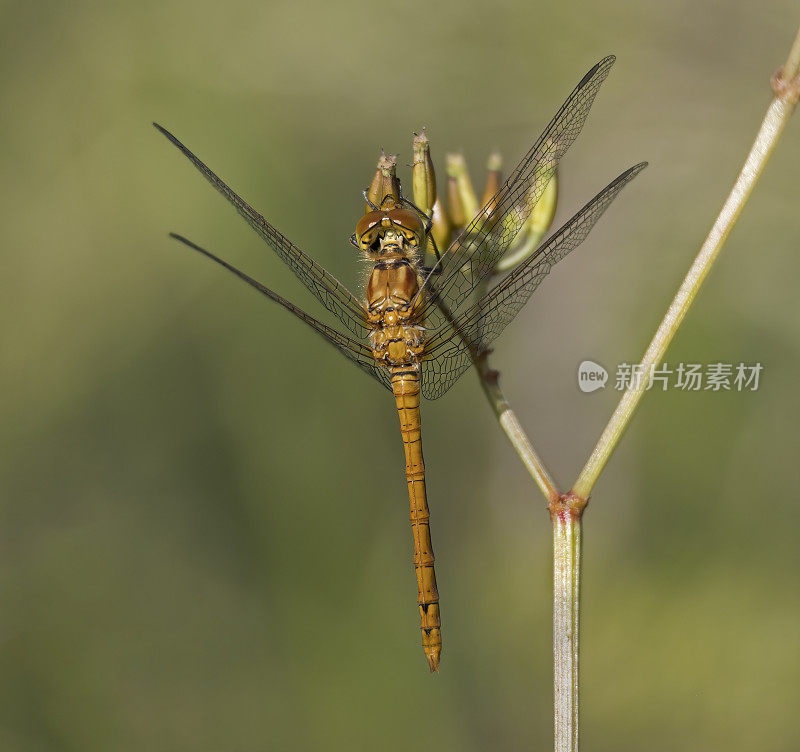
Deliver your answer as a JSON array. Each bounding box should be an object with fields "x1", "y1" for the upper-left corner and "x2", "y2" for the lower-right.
[{"x1": 155, "y1": 123, "x2": 370, "y2": 339}]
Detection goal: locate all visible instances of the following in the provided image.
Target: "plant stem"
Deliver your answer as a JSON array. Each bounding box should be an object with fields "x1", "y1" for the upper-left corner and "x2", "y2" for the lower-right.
[
  {"x1": 471, "y1": 29, "x2": 800, "y2": 752},
  {"x1": 435, "y1": 274, "x2": 559, "y2": 502},
  {"x1": 552, "y1": 506, "x2": 582, "y2": 752},
  {"x1": 783, "y1": 26, "x2": 800, "y2": 81},
  {"x1": 571, "y1": 32, "x2": 800, "y2": 501},
  {"x1": 476, "y1": 358, "x2": 559, "y2": 503}
]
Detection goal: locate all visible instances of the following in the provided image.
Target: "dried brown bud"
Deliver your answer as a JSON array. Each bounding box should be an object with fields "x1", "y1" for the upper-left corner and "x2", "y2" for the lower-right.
[{"x1": 365, "y1": 151, "x2": 401, "y2": 212}]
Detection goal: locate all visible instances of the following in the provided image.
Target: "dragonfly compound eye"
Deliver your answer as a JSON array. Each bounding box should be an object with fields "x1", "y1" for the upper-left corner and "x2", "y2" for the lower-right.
[{"x1": 355, "y1": 207, "x2": 426, "y2": 253}]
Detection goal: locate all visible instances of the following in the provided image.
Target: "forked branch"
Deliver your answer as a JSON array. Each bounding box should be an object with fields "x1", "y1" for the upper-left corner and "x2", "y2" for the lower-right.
[
  {"x1": 571, "y1": 28, "x2": 800, "y2": 500},
  {"x1": 473, "y1": 25, "x2": 800, "y2": 752}
]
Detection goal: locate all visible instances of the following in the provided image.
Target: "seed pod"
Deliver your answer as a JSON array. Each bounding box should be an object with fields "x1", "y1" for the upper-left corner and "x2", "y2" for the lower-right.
[
  {"x1": 480, "y1": 150, "x2": 503, "y2": 229},
  {"x1": 430, "y1": 195, "x2": 451, "y2": 254},
  {"x1": 365, "y1": 151, "x2": 401, "y2": 212},
  {"x1": 446, "y1": 173, "x2": 465, "y2": 229},
  {"x1": 446, "y1": 153, "x2": 479, "y2": 227},
  {"x1": 527, "y1": 167, "x2": 558, "y2": 240},
  {"x1": 412, "y1": 128, "x2": 437, "y2": 215},
  {"x1": 365, "y1": 155, "x2": 385, "y2": 213},
  {"x1": 496, "y1": 167, "x2": 559, "y2": 273}
]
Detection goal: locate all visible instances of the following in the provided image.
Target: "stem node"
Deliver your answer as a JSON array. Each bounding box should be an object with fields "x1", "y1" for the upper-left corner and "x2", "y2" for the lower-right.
[
  {"x1": 770, "y1": 67, "x2": 800, "y2": 103},
  {"x1": 549, "y1": 491, "x2": 588, "y2": 521}
]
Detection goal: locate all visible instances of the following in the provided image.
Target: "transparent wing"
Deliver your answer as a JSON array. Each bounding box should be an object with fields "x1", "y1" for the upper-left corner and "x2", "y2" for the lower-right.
[
  {"x1": 416, "y1": 56, "x2": 616, "y2": 331},
  {"x1": 155, "y1": 124, "x2": 371, "y2": 340},
  {"x1": 169, "y1": 234, "x2": 392, "y2": 392},
  {"x1": 419, "y1": 163, "x2": 647, "y2": 400}
]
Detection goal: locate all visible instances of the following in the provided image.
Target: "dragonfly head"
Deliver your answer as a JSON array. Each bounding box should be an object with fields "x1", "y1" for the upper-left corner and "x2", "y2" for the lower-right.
[{"x1": 354, "y1": 195, "x2": 426, "y2": 256}]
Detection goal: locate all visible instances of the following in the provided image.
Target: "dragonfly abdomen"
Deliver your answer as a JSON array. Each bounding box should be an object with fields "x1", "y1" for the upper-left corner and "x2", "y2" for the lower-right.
[{"x1": 391, "y1": 367, "x2": 442, "y2": 673}]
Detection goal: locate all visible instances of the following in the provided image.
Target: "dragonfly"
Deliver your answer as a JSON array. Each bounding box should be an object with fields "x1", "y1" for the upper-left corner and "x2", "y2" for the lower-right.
[{"x1": 155, "y1": 55, "x2": 645, "y2": 673}]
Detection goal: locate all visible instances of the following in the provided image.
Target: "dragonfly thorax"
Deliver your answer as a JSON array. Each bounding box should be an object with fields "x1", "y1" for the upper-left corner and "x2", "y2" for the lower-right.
[
  {"x1": 366, "y1": 254, "x2": 426, "y2": 366},
  {"x1": 369, "y1": 316, "x2": 425, "y2": 366},
  {"x1": 366, "y1": 259, "x2": 421, "y2": 318}
]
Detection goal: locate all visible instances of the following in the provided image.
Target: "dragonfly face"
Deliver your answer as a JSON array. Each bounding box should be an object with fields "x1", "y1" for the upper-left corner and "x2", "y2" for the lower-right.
[
  {"x1": 355, "y1": 196, "x2": 426, "y2": 257},
  {"x1": 155, "y1": 55, "x2": 646, "y2": 672}
]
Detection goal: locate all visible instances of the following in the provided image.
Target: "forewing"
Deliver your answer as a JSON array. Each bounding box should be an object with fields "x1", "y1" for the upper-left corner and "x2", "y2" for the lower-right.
[
  {"x1": 155, "y1": 124, "x2": 371, "y2": 340},
  {"x1": 170, "y1": 234, "x2": 391, "y2": 392},
  {"x1": 417, "y1": 56, "x2": 616, "y2": 332},
  {"x1": 420, "y1": 163, "x2": 647, "y2": 400}
]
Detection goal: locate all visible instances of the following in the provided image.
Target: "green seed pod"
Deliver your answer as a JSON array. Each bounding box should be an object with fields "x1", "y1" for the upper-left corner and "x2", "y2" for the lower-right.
[
  {"x1": 446, "y1": 153, "x2": 478, "y2": 229},
  {"x1": 496, "y1": 167, "x2": 559, "y2": 272},
  {"x1": 430, "y1": 195, "x2": 451, "y2": 254},
  {"x1": 412, "y1": 128, "x2": 437, "y2": 215},
  {"x1": 528, "y1": 167, "x2": 558, "y2": 239},
  {"x1": 446, "y1": 174, "x2": 466, "y2": 230},
  {"x1": 480, "y1": 150, "x2": 503, "y2": 229}
]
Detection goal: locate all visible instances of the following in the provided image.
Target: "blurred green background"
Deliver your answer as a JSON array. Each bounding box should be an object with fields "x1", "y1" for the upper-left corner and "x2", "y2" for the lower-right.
[{"x1": 2, "y1": 0, "x2": 799, "y2": 750}]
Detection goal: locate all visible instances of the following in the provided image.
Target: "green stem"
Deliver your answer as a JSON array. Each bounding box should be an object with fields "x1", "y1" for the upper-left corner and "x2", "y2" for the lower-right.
[
  {"x1": 477, "y1": 359, "x2": 559, "y2": 502},
  {"x1": 433, "y1": 272, "x2": 559, "y2": 502},
  {"x1": 469, "y1": 30, "x2": 800, "y2": 752},
  {"x1": 552, "y1": 508, "x2": 581, "y2": 752},
  {"x1": 572, "y1": 33, "x2": 800, "y2": 500},
  {"x1": 783, "y1": 26, "x2": 800, "y2": 81}
]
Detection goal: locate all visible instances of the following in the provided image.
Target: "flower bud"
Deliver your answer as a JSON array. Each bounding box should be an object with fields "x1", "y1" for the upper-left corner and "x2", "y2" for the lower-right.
[
  {"x1": 446, "y1": 173, "x2": 466, "y2": 230},
  {"x1": 412, "y1": 129, "x2": 450, "y2": 258},
  {"x1": 430, "y1": 195, "x2": 451, "y2": 253},
  {"x1": 527, "y1": 167, "x2": 558, "y2": 241},
  {"x1": 479, "y1": 150, "x2": 503, "y2": 229},
  {"x1": 365, "y1": 151, "x2": 401, "y2": 212},
  {"x1": 446, "y1": 153, "x2": 479, "y2": 229},
  {"x1": 412, "y1": 128, "x2": 437, "y2": 215},
  {"x1": 496, "y1": 167, "x2": 559, "y2": 272}
]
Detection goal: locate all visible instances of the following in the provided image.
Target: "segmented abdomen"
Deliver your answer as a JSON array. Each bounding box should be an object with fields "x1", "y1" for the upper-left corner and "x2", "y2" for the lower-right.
[{"x1": 391, "y1": 367, "x2": 441, "y2": 672}]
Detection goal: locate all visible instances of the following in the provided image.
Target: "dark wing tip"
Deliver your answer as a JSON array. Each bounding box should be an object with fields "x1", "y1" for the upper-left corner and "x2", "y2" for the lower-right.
[
  {"x1": 168, "y1": 232, "x2": 223, "y2": 266},
  {"x1": 168, "y1": 232, "x2": 204, "y2": 254},
  {"x1": 606, "y1": 162, "x2": 648, "y2": 192},
  {"x1": 153, "y1": 122, "x2": 184, "y2": 149},
  {"x1": 626, "y1": 161, "x2": 649, "y2": 178},
  {"x1": 578, "y1": 55, "x2": 616, "y2": 88},
  {"x1": 168, "y1": 232, "x2": 201, "y2": 251}
]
